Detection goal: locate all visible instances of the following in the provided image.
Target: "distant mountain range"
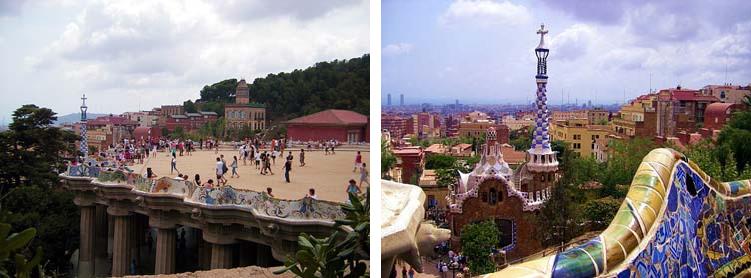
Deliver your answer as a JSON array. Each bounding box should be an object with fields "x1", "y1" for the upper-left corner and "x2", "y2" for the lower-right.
[{"x1": 54, "y1": 113, "x2": 109, "y2": 125}]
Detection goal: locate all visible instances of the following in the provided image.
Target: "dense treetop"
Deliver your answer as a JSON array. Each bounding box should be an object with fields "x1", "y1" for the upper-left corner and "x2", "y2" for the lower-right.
[{"x1": 186, "y1": 54, "x2": 369, "y2": 122}]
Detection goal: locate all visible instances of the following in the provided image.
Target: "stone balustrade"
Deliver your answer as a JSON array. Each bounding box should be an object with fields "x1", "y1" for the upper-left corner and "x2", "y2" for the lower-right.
[{"x1": 61, "y1": 163, "x2": 346, "y2": 277}]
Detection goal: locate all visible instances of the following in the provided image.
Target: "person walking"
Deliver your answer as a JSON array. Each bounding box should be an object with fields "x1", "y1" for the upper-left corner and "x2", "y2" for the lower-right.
[
  {"x1": 359, "y1": 163, "x2": 369, "y2": 187},
  {"x1": 347, "y1": 179, "x2": 361, "y2": 198},
  {"x1": 353, "y1": 151, "x2": 362, "y2": 172},
  {"x1": 215, "y1": 157, "x2": 225, "y2": 185},
  {"x1": 264, "y1": 153, "x2": 274, "y2": 175},
  {"x1": 230, "y1": 156, "x2": 240, "y2": 178},
  {"x1": 254, "y1": 150, "x2": 261, "y2": 170},
  {"x1": 283, "y1": 159, "x2": 292, "y2": 183},
  {"x1": 299, "y1": 149, "x2": 306, "y2": 167},
  {"x1": 194, "y1": 174, "x2": 201, "y2": 186},
  {"x1": 170, "y1": 155, "x2": 178, "y2": 174}
]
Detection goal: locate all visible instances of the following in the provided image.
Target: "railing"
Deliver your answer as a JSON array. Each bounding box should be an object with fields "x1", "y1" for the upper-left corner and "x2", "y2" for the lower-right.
[{"x1": 64, "y1": 165, "x2": 346, "y2": 222}]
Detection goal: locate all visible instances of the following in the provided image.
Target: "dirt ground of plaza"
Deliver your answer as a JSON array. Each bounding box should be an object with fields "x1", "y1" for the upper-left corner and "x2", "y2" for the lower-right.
[{"x1": 132, "y1": 148, "x2": 370, "y2": 202}]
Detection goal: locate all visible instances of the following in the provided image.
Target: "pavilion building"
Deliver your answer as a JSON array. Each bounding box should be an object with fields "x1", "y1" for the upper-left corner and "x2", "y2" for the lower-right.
[
  {"x1": 224, "y1": 79, "x2": 267, "y2": 131},
  {"x1": 285, "y1": 109, "x2": 369, "y2": 143},
  {"x1": 447, "y1": 24, "x2": 559, "y2": 261}
]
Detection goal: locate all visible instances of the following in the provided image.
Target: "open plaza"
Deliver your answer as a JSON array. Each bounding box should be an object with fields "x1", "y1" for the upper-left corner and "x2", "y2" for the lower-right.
[{"x1": 132, "y1": 147, "x2": 370, "y2": 202}]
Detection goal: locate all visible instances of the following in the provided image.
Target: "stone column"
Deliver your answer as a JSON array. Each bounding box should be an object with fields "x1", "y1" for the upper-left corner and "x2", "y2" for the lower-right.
[
  {"x1": 129, "y1": 214, "x2": 143, "y2": 273},
  {"x1": 75, "y1": 197, "x2": 96, "y2": 278},
  {"x1": 149, "y1": 213, "x2": 178, "y2": 275},
  {"x1": 202, "y1": 224, "x2": 237, "y2": 270},
  {"x1": 210, "y1": 243, "x2": 234, "y2": 269},
  {"x1": 256, "y1": 244, "x2": 272, "y2": 267},
  {"x1": 108, "y1": 207, "x2": 131, "y2": 277},
  {"x1": 107, "y1": 214, "x2": 114, "y2": 258},
  {"x1": 238, "y1": 241, "x2": 257, "y2": 267},
  {"x1": 154, "y1": 228, "x2": 176, "y2": 274},
  {"x1": 198, "y1": 241, "x2": 212, "y2": 270},
  {"x1": 94, "y1": 205, "x2": 109, "y2": 276}
]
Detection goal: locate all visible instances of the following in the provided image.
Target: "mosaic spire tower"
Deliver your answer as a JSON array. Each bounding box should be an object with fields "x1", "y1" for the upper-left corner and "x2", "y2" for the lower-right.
[
  {"x1": 526, "y1": 24, "x2": 558, "y2": 173},
  {"x1": 80, "y1": 94, "x2": 88, "y2": 158}
]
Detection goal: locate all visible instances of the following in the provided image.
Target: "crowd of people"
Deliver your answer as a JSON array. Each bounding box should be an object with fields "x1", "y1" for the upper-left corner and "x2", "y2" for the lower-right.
[{"x1": 73, "y1": 136, "x2": 367, "y2": 205}]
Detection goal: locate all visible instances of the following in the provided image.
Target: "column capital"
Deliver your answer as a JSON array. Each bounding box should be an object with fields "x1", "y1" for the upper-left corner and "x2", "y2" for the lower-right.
[
  {"x1": 149, "y1": 217, "x2": 179, "y2": 230},
  {"x1": 202, "y1": 224, "x2": 238, "y2": 245},
  {"x1": 74, "y1": 193, "x2": 97, "y2": 207},
  {"x1": 106, "y1": 206, "x2": 131, "y2": 217}
]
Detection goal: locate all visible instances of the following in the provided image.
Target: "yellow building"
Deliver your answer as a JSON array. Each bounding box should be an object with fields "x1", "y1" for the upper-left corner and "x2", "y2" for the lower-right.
[
  {"x1": 612, "y1": 94, "x2": 657, "y2": 137},
  {"x1": 550, "y1": 118, "x2": 611, "y2": 159}
]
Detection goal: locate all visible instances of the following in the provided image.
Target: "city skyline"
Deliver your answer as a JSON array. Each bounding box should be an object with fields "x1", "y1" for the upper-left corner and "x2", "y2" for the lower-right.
[
  {"x1": 0, "y1": 0, "x2": 369, "y2": 124},
  {"x1": 382, "y1": 0, "x2": 750, "y2": 105}
]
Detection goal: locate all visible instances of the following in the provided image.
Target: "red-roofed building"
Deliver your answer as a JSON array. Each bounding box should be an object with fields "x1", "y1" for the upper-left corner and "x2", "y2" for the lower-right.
[
  {"x1": 382, "y1": 114, "x2": 409, "y2": 140},
  {"x1": 165, "y1": 111, "x2": 218, "y2": 132},
  {"x1": 704, "y1": 102, "x2": 743, "y2": 130},
  {"x1": 286, "y1": 109, "x2": 369, "y2": 143},
  {"x1": 392, "y1": 146, "x2": 425, "y2": 184},
  {"x1": 656, "y1": 87, "x2": 719, "y2": 137},
  {"x1": 84, "y1": 115, "x2": 140, "y2": 150}
]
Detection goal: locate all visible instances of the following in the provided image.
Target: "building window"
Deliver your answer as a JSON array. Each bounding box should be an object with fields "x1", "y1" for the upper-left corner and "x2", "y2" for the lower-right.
[
  {"x1": 489, "y1": 188, "x2": 497, "y2": 205},
  {"x1": 573, "y1": 143, "x2": 581, "y2": 149},
  {"x1": 720, "y1": 91, "x2": 726, "y2": 99},
  {"x1": 573, "y1": 134, "x2": 581, "y2": 140}
]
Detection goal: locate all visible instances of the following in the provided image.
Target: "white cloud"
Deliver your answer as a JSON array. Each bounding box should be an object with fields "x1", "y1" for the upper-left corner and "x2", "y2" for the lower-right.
[
  {"x1": 383, "y1": 43, "x2": 413, "y2": 56},
  {"x1": 549, "y1": 24, "x2": 597, "y2": 61},
  {"x1": 440, "y1": 0, "x2": 531, "y2": 26},
  {"x1": 17, "y1": 0, "x2": 369, "y2": 114}
]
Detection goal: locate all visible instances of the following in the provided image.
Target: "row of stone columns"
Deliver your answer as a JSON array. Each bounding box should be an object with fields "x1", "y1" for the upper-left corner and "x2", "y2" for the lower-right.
[{"x1": 76, "y1": 201, "x2": 279, "y2": 277}]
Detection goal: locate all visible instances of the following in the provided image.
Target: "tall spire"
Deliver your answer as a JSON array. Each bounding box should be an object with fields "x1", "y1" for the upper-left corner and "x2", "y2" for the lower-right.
[
  {"x1": 527, "y1": 24, "x2": 558, "y2": 173},
  {"x1": 80, "y1": 94, "x2": 88, "y2": 158}
]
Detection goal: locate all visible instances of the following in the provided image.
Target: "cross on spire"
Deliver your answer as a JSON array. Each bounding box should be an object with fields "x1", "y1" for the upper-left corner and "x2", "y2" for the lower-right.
[
  {"x1": 536, "y1": 23, "x2": 548, "y2": 49},
  {"x1": 81, "y1": 94, "x2": 87, "y2": 106}
]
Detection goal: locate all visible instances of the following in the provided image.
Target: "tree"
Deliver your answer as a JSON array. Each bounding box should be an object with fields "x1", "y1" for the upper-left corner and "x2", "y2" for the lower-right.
[
  {"x1": 2, "y1": 187, "x2": 78, "y2": 274},
  {"x1": 381, "y1": 140, "x2": 396, "y2": 179},
  {"x1": 0, "y1": 220, "x2": 44, "y2": 278},
  {"x1": 718, "y1": 110, "x2": 751, "y2": 173},
  {"x1": 0, "y1": 105, "x2": 81, "y2": 275},
  {"x1": 533, "y1": 172, "x2": 581, "y2": 247},
  {"x1": 425, "y1": 155, "x2": 457, "y2": 169},
  {"x1": 509, "y1": 126, "x2": 532, "y2": 151},
  {"x1": 0, "y1": 105, "x2": 79, "y2": 189},
  {"x1": 193, "y1": 55, "x2": 369, "y2": 122},
  {"x1": 583, "y1": 197, "x2": 621, "y2": 230},
  {"x1": 460, "y1": 220, "x2": 500, "y2": 275},
  {"x1": 183, "y1": 100, "x2": 197, "y2": 113},
  {"x1": 534, "y1": 141, "x2": 586, "y2": 246},
  {"x1": 276, "y1": 191, "x2": 369, "y2": 277},
  {"x1": 600, "y1": 138, "x2": 656, "y2": 198},
  {"x1": 436, "y1": 168, "x2": 458, "y2": 187}
]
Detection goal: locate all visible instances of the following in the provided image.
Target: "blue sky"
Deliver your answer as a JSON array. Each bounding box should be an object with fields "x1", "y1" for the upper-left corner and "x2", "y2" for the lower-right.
[
  {"x1": 0, "y1": 0, "x2": 369, "y2": 124},
  {"x1": 382, "y1": 0, "x2": 751, "y2": 105}
]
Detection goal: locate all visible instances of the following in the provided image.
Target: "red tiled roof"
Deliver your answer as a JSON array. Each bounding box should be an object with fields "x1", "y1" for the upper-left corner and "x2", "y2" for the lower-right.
[
  {"x1": 88, "y1": 115, "x2": 139, "y2": 126},
  {"x1": 500, "y1": 144, "x2": 526, "y2": 164},
  {"x1": 658, "y1": 89, "x2": 718, "y2": 102},
  {"x1": 286, "y1": 109, "x2": 367, "y2": 126}
]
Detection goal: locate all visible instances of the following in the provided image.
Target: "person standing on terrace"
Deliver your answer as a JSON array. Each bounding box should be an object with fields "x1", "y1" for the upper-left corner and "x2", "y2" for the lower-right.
[
  {"x1": 230, "y1": 156, "x2": 240, "y2": 178},
  {"x1": 353, "y1": 151, "x2": 362, "y2": 172},
  {"x1": 215, "y1": 157, "x2": 225, "y2": 185},
  {"x1": 347, "y1": 179, "x2": 361, "y2": 195},
  {"x1": 283, "y1": 159, "x2": 292, "y2": 183},
  {"x1": 170, "y1": 155, "x2": 178, "y2": 174},
  {"x1": 359, "y1": 163, "x2": 369, "y2": 187}
]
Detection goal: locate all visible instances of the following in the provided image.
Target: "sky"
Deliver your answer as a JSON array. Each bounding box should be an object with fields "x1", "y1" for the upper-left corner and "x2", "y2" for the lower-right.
[
  {"x1": 382, "y1": 0, "x2": 751, "y2": 106},
  {"x1": 0, "y1": 0, "x2": 369, "y2": 124}
]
